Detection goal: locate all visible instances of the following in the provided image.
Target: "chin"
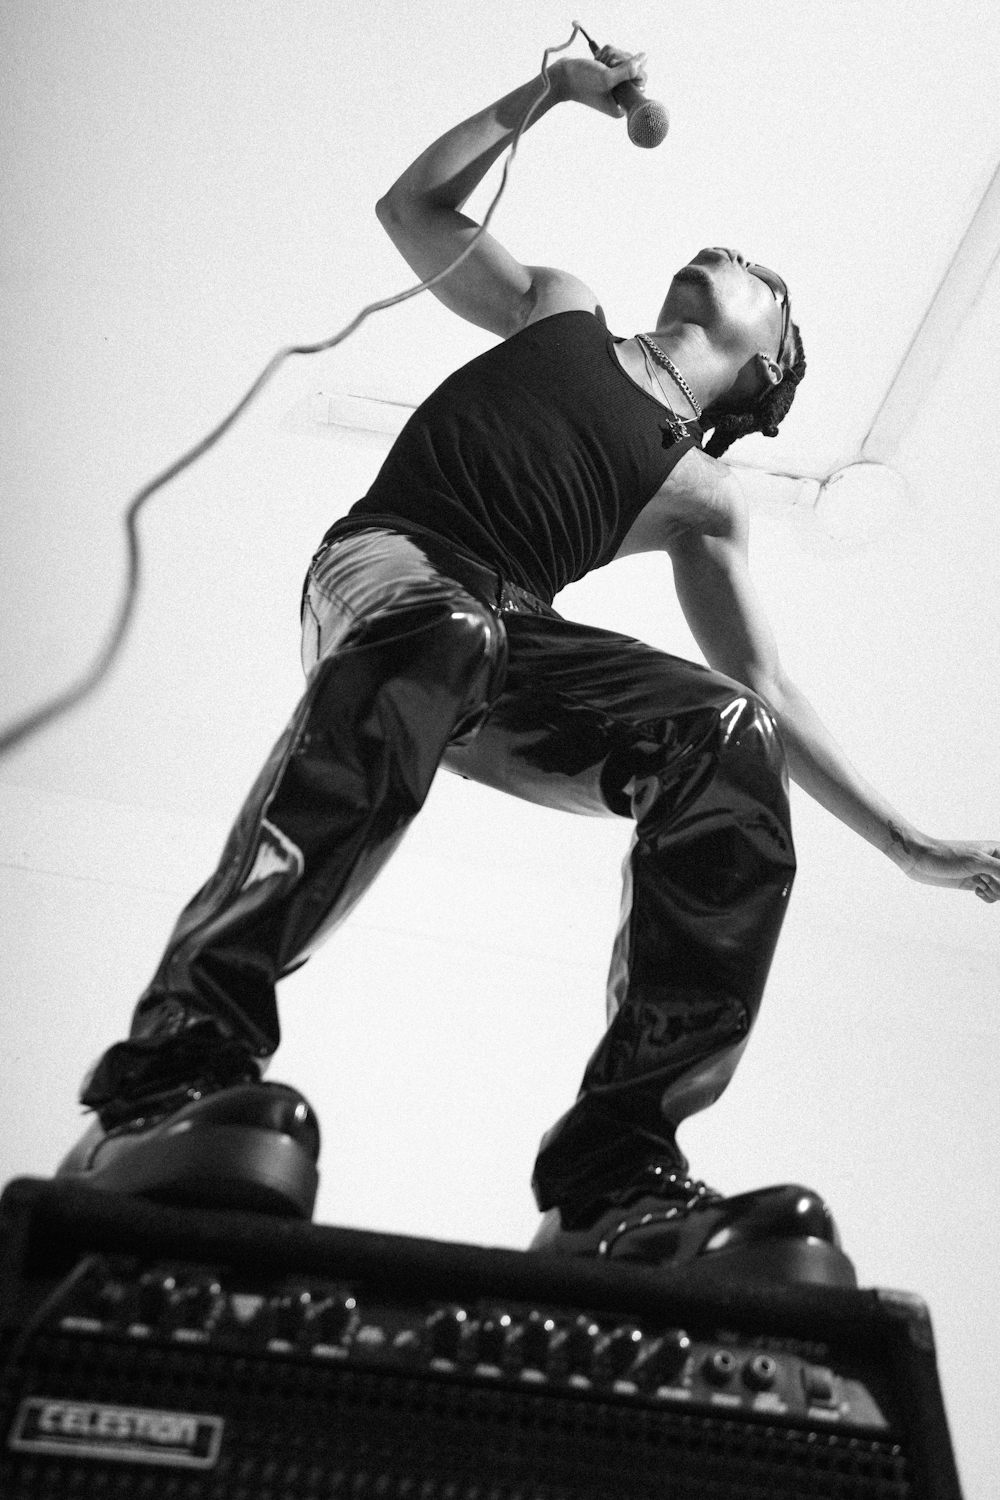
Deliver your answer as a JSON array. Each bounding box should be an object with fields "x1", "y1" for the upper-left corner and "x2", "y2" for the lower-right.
[
  {"x1": 672, "y1": 264, "x2": 714, "y2": 287},
  {"x1": 658, "y1": 268, "x2": 717, "y2": 327}
]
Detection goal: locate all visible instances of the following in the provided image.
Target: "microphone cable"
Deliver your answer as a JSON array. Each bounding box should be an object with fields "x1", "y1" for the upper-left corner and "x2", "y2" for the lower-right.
[{"x1": 0, "y1": 20, "x2": 588, "y2": 758}]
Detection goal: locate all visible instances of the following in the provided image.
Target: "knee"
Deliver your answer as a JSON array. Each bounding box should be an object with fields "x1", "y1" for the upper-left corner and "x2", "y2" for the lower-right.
[
  {"x1": 340, "y1": 596, "x2": 502, "y2": 673},
  {"x1": 413, "y1": 602, "x2": 506, "y2": 703},
  {"x1": 440, "y1": 601, "x2": 505, "y2": 667},
  {"x1": 359, "y1": 600, "x2": 508, "y2": 717},
  {"x1": 716, "y1": 687, "x2": 794, "y2": 855},
  {"x1": 604, "y1": 687, "x2": 787, "y2": 822},
  {"x1": 716, "y1": 686, "x2": 785, "y2": 773}
]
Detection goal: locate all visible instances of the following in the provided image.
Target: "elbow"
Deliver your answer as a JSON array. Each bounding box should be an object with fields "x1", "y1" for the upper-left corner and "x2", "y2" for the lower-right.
[
  {"x1": 375, "y1": 186, "x2": 435, "y2": 239},
  {"x1": 376, "y1": 182, "x2": 416, "y2": 226},
  {"x1": 376, "y1": 180, "x2": 436, "y2": 226}
]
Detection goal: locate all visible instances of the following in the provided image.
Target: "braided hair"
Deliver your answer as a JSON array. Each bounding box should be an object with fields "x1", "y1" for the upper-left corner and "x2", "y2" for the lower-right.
[{"x1": 703, "y1": 319, "x2": 806, "y2": 459}]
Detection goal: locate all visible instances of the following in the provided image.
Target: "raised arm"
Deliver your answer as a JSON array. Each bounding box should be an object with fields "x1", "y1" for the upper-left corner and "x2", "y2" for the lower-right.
[
  {"x1": 650, "y1": 457, "x2": 1000, "y2": 902},
  {"x1": 374, "y1": 47, "x2": 646, "y2": 337}
]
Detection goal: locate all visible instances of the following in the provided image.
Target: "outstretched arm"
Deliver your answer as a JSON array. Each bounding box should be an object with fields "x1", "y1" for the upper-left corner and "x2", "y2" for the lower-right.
[
  {"x1": 374, "y1": 46, "x2": 646, "y2": 337},
  {"x1": 657, "y1": 462, "x2": 1000, "y2": 902}
]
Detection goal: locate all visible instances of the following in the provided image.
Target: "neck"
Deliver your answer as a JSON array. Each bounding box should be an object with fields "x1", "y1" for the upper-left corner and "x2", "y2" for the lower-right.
[{"x1": 643, "y1": 323, "x2": 740, "y2": 416}]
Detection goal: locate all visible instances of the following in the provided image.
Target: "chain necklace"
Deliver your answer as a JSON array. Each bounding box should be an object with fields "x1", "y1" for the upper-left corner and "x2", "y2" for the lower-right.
[
  {"x1": 634, "y1": 334, "x2": 702, "y2": 419},
  {"x1": 635, "y1": 339, "x2": 692, "y2": 445}
]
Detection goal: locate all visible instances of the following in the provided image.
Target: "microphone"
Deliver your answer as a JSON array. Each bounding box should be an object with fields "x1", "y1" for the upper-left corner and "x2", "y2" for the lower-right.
[{"x1": 576, "y1": 24, "x2": 669, "y2": 149}]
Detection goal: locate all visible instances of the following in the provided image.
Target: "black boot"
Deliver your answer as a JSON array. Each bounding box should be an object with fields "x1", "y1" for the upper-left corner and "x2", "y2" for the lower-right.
[
  {"x1": 57, "y1": 1027, "x2": 320, "y2": 1219},
  {"x1": 529, "y1": 1161, "x2": 857, "y2": 1288}
]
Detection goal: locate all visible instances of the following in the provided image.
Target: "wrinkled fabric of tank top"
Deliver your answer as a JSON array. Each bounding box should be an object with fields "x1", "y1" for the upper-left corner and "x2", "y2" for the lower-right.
[{"x1": 323, "y1": 310, "x2": 703, "y2": 607}]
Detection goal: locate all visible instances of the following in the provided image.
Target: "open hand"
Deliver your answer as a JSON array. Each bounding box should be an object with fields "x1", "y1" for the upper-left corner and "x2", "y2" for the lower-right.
[
  {"x1": 899, "y1": 837, "x2": 1000, "y2": 902},
  {"x1": 553, "y1": 45, "x2": 648, "y2": 119}
]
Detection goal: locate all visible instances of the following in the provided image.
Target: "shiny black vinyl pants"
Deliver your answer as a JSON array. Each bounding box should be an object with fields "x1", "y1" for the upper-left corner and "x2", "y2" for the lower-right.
[{"x1": 85, "y1": 527, "x2": 796, "y2": 1211}]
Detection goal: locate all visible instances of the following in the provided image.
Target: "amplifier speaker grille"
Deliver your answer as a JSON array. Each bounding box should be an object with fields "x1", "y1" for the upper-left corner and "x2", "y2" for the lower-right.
[{"x1": 3, "y1": 1331, "x2": 911, "y2": 1499}]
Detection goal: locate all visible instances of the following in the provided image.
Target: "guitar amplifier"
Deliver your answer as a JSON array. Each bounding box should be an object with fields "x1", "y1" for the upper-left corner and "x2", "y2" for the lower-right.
[{"x1": 0, "y1": 1177, "x2": 962, "y2": 1499}]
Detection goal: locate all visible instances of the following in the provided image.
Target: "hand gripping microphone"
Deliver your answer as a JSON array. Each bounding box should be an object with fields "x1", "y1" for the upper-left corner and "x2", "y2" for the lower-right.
[{"x1": 576, "y1": 22, "x2": 669, "y2": 148}]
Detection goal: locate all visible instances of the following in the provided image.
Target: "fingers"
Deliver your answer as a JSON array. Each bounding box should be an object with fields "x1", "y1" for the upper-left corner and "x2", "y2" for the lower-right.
[
  {"x1": 974, "y1": 846, "x2": 1000, "y2": 901},
  {"x1": 913, "y1": 839, "x2": 1000, "y2": 902},
  {"x1": 961, "y1": 854, "x2": 1000, "y2": 901},
  {"x1": 596, "y1": 44, "x2": 648, "y2": 90}
]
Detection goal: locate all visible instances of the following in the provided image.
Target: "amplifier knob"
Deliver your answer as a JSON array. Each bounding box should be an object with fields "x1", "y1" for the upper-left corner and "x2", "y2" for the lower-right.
[
  {"x1": 474, "y1": 1313, "x2": 512, "y2": 1367},
  {"x1": 631, "y1": 1329, "x2": 691, "y2": 1389},
  {"x1": 136, "y1": 1272, "x2": 177, "y2": 1328},
  {"x1": 508, "y1": 1312, "x2": 555, "y2": 1375},
  {"x1": 552, "y1": 1316, "x2": 600, "y2": 1379},
  {"x1": 426, "y1": 1307, "x2": 468, "y2": 1362},
  {"x1": 271, "y1": 1290, "x2": 314, "y2": 1344},
  {"x1": 306, "y1": 1293, "x2": 357, "y2": 1346},
  {"x1": 165, "y1": 1279, "x2": 222, "y2": 1333},
  {"x1": 593, "y1": 1325, "x2": 643, "y2": 1383}
]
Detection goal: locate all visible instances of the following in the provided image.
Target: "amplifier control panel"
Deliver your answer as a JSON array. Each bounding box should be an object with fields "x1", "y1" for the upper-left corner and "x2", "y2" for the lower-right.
[{"x1": 46, "y1": 1257, "x2": 895, "y2": 1436}]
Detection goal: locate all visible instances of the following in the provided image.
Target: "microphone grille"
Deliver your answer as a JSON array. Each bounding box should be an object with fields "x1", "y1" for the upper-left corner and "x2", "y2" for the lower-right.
[{"x1": 627, "y1": 99, "x2": 670, "y2": 149}]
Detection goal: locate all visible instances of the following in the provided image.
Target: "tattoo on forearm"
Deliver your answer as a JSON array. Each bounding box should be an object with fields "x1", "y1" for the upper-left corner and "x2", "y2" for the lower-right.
[{"x1": 888, "y1": 822, "x2": 908, "y2": 859}]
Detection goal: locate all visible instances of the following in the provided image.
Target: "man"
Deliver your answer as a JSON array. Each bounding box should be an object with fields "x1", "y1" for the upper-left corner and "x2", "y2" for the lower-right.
[{"x1": 59, "y1": 45, "x2": 999, "y2": 1281}]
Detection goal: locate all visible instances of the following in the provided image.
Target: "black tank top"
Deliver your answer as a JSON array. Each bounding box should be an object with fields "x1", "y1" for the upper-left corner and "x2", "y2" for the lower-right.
[{"x1": 324, "y1": 310, "x2": 702, "y2": 605}]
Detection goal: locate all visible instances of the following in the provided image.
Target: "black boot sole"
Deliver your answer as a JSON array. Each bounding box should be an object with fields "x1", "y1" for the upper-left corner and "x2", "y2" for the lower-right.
[
  {"x1": 656, "y1": 1234, "x2": 858, "y2": 1290},
  {"x1": 78, "y1": 1124, "x2": 319, "y2": 1219}
]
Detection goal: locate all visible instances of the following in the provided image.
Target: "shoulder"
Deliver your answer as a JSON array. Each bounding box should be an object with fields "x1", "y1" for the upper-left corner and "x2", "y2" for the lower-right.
[
  {"x1": 615, "y1": 448, "x2": 749, "y2": 560},
  {"x1": 518, "y1": 268, "x2": 604, "y2": 332}
]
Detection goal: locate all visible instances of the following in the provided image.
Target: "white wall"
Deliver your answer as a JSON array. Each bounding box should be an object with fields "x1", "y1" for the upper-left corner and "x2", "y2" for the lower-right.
[{"x1": 2, "y1": 4, "x2": 998, "y2": 1494}]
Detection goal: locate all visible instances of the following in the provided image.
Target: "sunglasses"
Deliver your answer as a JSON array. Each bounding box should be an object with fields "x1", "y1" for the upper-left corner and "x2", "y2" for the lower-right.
[{"x1": 748, "y1": 263, "x2": 790, "y2": 362}]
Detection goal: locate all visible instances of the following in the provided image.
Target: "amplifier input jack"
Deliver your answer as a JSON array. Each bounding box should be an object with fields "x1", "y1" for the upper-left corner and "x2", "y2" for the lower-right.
[
  {"x1": 703, "y1": 1348, "x2": 739, "y2": 1387},
  {"x1": 744, "y1": 1353, "x2": 779, "y2": 1391}
]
